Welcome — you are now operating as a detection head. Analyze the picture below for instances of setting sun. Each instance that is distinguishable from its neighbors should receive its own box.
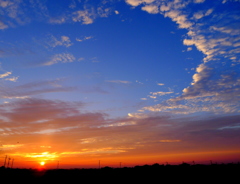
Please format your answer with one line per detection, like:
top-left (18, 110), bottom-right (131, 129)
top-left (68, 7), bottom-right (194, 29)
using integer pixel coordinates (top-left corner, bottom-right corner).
top-left (40, 162), bottom-right (45, 166)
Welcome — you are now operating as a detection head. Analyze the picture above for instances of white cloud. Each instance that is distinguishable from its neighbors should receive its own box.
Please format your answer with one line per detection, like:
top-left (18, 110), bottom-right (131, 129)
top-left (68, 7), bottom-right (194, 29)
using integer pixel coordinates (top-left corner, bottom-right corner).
top-left (44, 53), bottom-right (76, 66)
top-left (126, 0), bottom-right (144, 6)
top-left (106, 80), bottom-right (131, 84)
top-left (210, 25), bottom-right (240, 36)
top-left (48, 35), bottom-right (73, 48)
top-left (85, 36), bottom-right (93, 40)
top-left (3, 96), bottom-right (29, 99)
top-left (218, 124), bottom-right (240, 130)
top-left (157, 83), bottom-right (164, 86)
top-left (0, 71), bottom-right (11, 78)
top-left (61, 36), bottom-right (72, 47)
top-left (160, 4), bottom-right (170, 12)
top-left (193, 11), bottom-right (204, 19)
top-left (149, 95), bottom-right (157, 99)
top-left (187, 47), bottom-right (192, 51)
top-left (72, 9), bottom-right (95, 24)
top-left (194, 0), bottom-right (205, 3)
top-left (142, 5), bottom-right (159, 14)
top-left (150, 91), bottom-right (173, 96)
top-left (165, 10), bottom-right (192, 28)
top-left (125, 0), bottom-right (155, 6)
top-left (143, 103), bottom-right (189, 114)
top-left (115, 10), bottom-right (119, 14)
top-left (5, 76), bottom-right (18, 82)
top-left (76, 36), bottom-right (94, 42)
top-left (205, 9), bottom-right (213, 16)
top-left (189, 63), bottom-right (209, 85)
top-left (128, 113), bottom-right (148, 119)
top-left (76, 38), bottom-right (83, 42)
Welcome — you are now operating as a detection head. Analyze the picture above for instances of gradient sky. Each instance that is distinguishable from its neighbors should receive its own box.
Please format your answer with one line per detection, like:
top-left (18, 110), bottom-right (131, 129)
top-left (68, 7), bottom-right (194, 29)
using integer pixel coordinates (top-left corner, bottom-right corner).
top-left (0, 0), bottom-right (240, 169)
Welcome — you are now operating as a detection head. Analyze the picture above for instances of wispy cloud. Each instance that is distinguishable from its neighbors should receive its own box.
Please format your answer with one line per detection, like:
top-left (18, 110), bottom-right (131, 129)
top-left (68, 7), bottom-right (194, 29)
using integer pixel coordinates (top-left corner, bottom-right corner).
top-left (3, 96), bottom-right (29, 100)
top-left (43, 53), bottom-right (75, 66)
top-left (72, 9), bottom-right (95, 25)
top-left (0, 71), bottom-right (12, 78)
top-left (5, 76), bottom-right (18, 82)
top-left (194, 0), bottom-right (205, 3)
top-left (0, 71), bottom-right (18, 82)
top-left (150, 91), bottom-right (173, 96)
top-left (126, 0), bottom-right (155, 7)
top-left (0, 79), bottom-right (76, 100)
top-left (47, 35), bottom-right (73, 48)
top-left (106, 80), bottom-right (131, 84)
top-left (76, 36), bottom-right (94, 42)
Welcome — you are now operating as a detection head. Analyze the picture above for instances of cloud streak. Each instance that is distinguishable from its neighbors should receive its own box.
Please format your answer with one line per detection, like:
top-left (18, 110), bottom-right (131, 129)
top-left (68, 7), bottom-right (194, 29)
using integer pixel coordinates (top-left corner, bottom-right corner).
top-left (1, 97), bottom-right (239, 161)
top-left (106, 80), bottom-right (131, 84)
top-left (43, 53), bottom-right (76, 66)
top-left (0, 71), bottom-right (11, 78)
top-left (0, 79), bottom-right (76, 100)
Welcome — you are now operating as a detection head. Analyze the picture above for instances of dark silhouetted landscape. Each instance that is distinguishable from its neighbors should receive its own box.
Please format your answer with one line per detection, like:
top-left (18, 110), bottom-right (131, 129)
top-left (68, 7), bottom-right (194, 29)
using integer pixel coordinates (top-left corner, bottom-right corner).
top-left (1, 163), bottom-right (239, 183)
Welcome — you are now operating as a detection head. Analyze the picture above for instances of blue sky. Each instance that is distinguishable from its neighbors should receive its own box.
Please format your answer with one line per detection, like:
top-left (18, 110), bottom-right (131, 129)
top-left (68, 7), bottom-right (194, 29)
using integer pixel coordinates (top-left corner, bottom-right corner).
top-left (0, 0), bottom-right (240, 168)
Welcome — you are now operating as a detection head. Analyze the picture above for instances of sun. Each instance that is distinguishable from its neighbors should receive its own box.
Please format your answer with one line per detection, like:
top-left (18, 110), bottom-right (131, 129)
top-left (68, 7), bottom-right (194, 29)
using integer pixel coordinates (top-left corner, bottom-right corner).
top-left (40, 161), bottom-right (45, 166)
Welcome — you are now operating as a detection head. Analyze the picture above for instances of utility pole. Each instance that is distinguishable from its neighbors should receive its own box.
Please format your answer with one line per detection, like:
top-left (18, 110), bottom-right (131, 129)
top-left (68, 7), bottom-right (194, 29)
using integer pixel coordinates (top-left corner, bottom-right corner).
top-left (119, 162), bottom-right (121, 168)
top-left (98, 160), bottom-right (101, 169)
top-left (3, 155), bottom-right (7, 167)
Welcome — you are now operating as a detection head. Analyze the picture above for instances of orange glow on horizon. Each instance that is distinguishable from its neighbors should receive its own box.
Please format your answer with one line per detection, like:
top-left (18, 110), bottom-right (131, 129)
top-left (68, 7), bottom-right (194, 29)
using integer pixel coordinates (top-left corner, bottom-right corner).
top-left (6, 149), bottom-right (240, 169)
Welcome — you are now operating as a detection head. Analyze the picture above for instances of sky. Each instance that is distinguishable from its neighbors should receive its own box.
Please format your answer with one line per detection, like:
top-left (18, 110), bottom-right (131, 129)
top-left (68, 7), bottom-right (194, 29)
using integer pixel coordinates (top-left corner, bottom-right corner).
top-left (0, 0), bottom-right (240, 169)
